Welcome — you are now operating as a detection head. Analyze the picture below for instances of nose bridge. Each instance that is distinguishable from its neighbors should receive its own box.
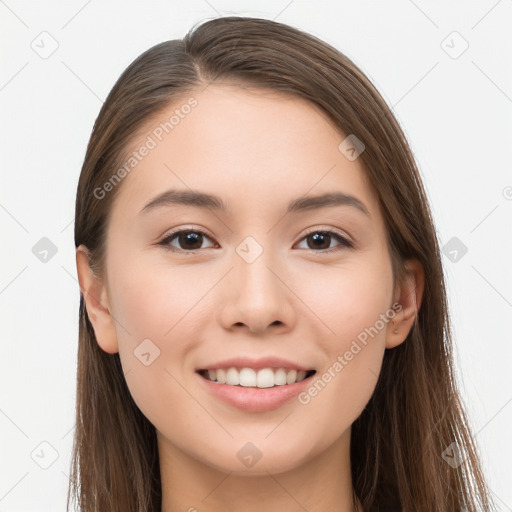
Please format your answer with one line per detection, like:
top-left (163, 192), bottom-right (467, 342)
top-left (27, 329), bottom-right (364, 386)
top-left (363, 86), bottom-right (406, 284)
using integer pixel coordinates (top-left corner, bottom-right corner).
top-left (234, 234), bottom-right (282, 305)
top-left (219, 233), bottom-right (293, 333)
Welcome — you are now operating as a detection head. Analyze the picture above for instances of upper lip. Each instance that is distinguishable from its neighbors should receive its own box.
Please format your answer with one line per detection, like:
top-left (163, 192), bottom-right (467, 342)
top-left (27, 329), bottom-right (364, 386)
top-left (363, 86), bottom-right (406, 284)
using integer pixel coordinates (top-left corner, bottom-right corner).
top-left (196, 356), bottom-right (315, 372)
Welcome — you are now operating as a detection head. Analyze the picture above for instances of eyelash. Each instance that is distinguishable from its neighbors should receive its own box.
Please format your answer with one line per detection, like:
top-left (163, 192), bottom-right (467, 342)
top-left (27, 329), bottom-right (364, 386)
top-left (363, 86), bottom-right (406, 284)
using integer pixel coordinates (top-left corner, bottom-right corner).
top-left (157, 226), bottom-right (354, 254)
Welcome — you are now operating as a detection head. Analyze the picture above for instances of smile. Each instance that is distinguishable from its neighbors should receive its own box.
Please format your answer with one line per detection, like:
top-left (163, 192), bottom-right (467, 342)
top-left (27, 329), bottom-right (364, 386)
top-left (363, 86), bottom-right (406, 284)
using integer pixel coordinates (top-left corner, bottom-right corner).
top-left (197, 367), bottom-right (316, 388)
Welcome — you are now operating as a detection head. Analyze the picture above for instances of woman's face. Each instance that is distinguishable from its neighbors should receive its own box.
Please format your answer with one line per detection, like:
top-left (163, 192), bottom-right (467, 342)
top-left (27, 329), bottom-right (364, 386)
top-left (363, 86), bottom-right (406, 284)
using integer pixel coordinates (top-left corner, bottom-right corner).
top-left (80, 84), bottom-right (415, 476)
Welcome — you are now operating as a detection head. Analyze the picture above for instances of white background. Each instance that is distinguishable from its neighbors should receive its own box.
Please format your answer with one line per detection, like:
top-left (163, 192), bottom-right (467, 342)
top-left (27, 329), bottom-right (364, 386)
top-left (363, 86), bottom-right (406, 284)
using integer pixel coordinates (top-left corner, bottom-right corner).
top-left (0, 1), bottom-right (511, 510)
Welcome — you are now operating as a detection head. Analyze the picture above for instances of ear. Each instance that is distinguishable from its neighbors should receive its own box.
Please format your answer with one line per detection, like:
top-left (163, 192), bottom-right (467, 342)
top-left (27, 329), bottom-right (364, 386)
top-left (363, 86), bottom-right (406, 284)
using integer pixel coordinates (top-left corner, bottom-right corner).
top-left (75, 245), bottom-right (119, 354)
top-left (386, 258), bottom-right (425, 349)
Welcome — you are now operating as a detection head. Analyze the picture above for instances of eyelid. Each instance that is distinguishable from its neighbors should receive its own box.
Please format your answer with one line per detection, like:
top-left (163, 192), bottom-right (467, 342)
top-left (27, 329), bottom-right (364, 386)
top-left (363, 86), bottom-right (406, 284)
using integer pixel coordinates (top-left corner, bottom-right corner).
top-left (299, 225), bottom-right (352, 242)
top-left (159, 224), bottom-right (216, 242)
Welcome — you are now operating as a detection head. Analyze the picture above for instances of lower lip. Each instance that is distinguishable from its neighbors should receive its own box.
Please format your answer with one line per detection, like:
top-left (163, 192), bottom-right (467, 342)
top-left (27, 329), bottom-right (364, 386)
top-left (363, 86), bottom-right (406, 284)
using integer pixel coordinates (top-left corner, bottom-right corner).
top-left (197, 372), bottom-right (314, 412)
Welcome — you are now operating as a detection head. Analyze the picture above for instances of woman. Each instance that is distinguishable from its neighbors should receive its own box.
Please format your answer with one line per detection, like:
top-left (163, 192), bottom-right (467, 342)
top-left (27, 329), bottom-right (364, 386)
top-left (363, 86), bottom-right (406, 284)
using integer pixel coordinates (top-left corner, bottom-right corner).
top-left (68, 16), bottom-right (494, 512)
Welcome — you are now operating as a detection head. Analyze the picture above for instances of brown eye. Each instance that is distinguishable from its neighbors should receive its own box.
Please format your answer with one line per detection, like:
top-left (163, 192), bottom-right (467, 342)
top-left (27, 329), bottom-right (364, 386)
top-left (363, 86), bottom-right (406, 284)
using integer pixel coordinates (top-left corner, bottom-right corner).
top-left (158, 230), bottom-right (216, 252)
top-left (307, 232), bottom-right (331, 250)
top-left (297, 230), bottom-right (353, 253)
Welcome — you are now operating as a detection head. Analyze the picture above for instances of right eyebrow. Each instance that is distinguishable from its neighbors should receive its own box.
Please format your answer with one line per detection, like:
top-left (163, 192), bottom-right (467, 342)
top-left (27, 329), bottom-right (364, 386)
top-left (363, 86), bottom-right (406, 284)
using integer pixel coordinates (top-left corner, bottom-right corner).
top-left (140, 189), bottom-right (229, 215)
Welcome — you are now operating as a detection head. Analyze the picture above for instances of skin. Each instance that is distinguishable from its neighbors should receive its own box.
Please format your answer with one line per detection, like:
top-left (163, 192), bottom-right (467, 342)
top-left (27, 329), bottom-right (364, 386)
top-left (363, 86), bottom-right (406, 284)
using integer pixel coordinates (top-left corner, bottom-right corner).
top-left (76, 83), bottom-right (424, 512)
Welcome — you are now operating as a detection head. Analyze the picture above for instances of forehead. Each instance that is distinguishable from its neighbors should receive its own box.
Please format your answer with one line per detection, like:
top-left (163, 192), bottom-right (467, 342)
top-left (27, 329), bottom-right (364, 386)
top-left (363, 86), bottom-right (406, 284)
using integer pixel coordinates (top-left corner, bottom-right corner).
top-left (109, 84), bottom-right (381, 224)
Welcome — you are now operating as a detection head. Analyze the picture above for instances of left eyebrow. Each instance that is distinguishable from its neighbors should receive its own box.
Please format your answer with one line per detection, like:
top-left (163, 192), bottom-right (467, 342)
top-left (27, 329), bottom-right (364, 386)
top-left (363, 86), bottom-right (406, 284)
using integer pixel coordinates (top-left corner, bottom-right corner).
top-left (139, 189), bottom-right (371, 219)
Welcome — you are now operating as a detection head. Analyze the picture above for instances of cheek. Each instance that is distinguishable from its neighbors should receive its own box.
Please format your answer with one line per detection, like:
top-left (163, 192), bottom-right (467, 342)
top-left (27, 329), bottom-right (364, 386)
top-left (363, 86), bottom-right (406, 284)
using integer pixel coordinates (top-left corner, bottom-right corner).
top-left (294, 256), bottom-right (392, 425)
top-left (298, 254), bottom-right (394, 347)
top-left (108, 256), bottom-right (208, 344)
top-left (106, 275), bottom-right (191, 436)
top-left (105, 255), bottom-right (214, 423)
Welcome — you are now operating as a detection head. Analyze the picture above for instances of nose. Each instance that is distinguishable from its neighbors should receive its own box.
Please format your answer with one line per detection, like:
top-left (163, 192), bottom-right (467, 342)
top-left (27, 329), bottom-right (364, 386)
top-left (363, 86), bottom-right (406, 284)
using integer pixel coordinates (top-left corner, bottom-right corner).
top-left (217, 246), bottom-right (296, 335)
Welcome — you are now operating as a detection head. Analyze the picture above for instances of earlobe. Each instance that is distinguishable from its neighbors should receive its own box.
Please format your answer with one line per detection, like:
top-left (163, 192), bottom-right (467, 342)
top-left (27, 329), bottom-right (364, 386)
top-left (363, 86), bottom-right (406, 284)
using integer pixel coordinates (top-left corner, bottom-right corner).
top-left (386, 258), bottom-right (425, 349)
top-left (75, 245), bottom-right (119, 354)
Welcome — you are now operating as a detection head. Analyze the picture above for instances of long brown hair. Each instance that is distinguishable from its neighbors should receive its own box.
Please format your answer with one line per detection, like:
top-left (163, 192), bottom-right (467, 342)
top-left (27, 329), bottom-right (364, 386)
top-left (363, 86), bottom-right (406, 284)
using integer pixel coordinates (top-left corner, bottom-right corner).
top-left (68, 16), bottom-right (494, 512)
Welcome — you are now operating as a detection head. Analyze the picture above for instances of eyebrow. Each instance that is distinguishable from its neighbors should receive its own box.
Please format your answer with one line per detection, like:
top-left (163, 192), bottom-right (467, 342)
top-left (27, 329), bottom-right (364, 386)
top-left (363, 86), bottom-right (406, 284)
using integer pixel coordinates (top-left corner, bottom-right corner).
top-left (139, 189), bottom-right (371, 218)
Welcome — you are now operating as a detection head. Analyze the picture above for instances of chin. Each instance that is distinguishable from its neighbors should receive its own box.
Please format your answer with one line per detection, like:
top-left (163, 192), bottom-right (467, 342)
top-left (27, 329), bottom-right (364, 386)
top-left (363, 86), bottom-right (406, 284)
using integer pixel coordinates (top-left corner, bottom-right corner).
top-left (196, 437), bottom-right (315, 476)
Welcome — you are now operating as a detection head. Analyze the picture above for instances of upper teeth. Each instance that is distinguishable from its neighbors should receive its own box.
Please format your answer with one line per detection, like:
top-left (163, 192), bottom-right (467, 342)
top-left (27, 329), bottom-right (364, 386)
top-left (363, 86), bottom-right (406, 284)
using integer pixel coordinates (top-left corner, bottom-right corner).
top-left (206, 368), bottom-right (309, 388)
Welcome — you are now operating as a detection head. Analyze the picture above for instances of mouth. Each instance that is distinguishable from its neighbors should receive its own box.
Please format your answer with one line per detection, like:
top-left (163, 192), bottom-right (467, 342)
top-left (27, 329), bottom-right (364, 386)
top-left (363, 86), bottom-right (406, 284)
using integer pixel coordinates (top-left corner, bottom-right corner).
top-left (196, 367), bottom-right (317, 388)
